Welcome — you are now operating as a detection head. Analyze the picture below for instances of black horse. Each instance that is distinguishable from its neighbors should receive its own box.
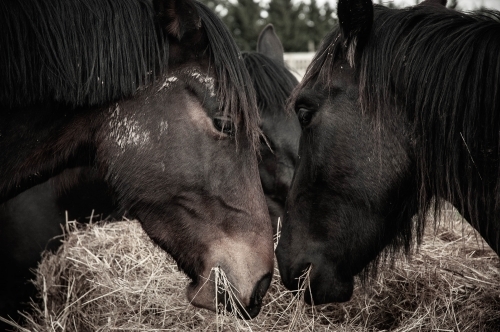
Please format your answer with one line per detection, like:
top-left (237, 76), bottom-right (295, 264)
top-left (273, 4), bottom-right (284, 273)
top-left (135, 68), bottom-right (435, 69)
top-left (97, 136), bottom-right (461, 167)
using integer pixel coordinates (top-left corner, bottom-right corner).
top-left (276, 0), bottom-right (500, 306)
top-left (243, 24), bottom-right (300, 231)
top-left (0, 0), bottom-right (275, 323)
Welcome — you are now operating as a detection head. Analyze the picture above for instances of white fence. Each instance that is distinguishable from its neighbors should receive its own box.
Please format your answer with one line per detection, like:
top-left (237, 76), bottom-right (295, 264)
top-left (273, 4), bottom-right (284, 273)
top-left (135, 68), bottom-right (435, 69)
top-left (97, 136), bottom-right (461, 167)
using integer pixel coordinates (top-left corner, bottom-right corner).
top-left (283, 52), bottom-right (315, 80)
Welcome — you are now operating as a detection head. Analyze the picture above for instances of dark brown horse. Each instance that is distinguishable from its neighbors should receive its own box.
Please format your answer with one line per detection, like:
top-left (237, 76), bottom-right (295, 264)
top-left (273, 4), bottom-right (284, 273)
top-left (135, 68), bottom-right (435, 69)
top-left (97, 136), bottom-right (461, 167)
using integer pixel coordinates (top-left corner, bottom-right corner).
top-left (276, 0), bottom-right (500, 306)
top-left (0, 0), bottom-right (274, 324)
top-left (0, 24), bottom-right (301, 324)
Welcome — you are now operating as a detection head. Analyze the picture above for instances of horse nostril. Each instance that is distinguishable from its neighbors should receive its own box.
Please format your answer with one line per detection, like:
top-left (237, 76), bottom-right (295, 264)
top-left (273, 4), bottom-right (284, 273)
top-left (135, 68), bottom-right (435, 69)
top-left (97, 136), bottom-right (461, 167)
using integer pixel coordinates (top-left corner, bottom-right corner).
top-left (246, 273), bottom-right (272, 317)
top-left (253, 273), bottom-right (272, 303)
top-left (216, 273), bottom-right (272, 320)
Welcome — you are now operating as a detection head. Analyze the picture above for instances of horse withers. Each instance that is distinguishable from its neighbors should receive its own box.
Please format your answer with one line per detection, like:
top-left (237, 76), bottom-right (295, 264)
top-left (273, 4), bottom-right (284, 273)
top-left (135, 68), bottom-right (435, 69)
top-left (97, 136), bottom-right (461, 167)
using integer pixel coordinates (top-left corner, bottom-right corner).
top-left (0, 0), bottom-right (273, 323)
top-left (276, 0), bottom-right (500, 305)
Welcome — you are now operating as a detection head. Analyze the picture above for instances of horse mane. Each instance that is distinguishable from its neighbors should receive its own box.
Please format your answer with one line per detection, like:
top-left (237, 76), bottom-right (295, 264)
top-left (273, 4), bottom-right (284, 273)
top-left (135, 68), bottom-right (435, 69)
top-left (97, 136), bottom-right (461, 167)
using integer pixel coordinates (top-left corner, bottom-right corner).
top-left (197, 3), bottom-right (261, 149)
top-left (242, 52), bottom-right (298, 113)
top-left (0, 0), bottom-right (168, 108)
top-left (0, 0), bottom-right (260, 149)
top-left (297, 4), bottom-right (500, 267)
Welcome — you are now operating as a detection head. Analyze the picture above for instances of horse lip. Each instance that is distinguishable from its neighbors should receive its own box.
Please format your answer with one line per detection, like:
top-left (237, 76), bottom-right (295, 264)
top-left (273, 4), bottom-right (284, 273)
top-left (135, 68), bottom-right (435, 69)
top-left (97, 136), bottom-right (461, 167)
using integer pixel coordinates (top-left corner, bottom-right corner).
top-left (186, 278), bottom-right (217, 312)
top-left (303, 282), bottom-right (354, 305)
top-left (278, 259), bottom-right (312, 292)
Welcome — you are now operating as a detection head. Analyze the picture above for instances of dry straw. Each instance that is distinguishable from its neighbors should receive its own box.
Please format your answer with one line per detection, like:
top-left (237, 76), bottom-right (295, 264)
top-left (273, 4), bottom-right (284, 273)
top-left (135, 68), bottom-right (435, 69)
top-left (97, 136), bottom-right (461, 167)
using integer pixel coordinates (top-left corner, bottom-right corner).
top-left (2, 206), bottom-right (500, 331)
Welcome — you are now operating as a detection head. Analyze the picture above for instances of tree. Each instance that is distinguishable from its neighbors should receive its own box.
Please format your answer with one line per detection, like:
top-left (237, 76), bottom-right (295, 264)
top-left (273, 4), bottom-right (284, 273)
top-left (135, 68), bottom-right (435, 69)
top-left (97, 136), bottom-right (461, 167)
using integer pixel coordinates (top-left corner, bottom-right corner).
top-left (224, 0), bottom-right (264, 51)
top-left (266, 0), bottom-right (308, 52)
top-left (303, 0), bottom-right (336, 51)
top-left (199, 0), bottom-right (338, 52)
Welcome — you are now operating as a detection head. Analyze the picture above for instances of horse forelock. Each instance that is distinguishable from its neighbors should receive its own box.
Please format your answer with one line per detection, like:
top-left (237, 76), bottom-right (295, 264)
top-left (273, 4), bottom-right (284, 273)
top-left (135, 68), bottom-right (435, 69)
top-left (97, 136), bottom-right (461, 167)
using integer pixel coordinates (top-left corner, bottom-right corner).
top-left (0, 0), bottom-right (168, 108)
top-left (242, 52), bottom-right (298, 115)
top-left (286, 30), bottom-right (343, 114)
top-left (298, 4), bottom-right (500, 273)
top-left (195, 2), bottom-right (261, 152)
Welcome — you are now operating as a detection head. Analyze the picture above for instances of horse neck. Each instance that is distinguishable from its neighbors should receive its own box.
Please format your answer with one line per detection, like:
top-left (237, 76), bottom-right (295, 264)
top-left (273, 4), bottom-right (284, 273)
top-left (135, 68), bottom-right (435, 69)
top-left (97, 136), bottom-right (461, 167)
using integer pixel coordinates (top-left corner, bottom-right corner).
top-left (442, 168), bottom-right (500, 255)
top-left (0, 105), bottom-right (102, 203)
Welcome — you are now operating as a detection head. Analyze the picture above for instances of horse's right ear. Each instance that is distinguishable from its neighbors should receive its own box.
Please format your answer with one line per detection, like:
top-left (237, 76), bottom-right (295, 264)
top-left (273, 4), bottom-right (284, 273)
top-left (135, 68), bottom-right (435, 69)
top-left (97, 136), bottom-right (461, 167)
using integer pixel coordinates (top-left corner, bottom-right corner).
top-left (257, 24), bottom-right (285, 65)
top-left (153, 0), bottom-right (201, 40)
top-left (337, 0), bottom-right (373, 66)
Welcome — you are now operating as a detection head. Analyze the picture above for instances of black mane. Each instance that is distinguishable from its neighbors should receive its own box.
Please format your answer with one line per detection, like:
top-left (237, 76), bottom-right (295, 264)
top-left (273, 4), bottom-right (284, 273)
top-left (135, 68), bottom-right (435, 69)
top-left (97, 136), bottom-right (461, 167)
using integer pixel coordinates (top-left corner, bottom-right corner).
top-left (198, 4), bottom-right (261, 147)
top-left (299, 4), bottom-right (500, 258)
top-left (0, 0), bottom-right (167, 108)
top-left (242, 52), bottom-right (298, 113)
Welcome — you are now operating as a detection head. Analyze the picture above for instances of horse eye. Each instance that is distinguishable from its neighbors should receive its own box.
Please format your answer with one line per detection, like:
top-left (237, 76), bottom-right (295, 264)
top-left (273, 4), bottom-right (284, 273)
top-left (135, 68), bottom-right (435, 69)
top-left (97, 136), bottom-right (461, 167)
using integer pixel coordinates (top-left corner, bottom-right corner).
top-left (297, 108), bottom-right (314, 127)
top-left (213, 116), bottom-right (234, 135)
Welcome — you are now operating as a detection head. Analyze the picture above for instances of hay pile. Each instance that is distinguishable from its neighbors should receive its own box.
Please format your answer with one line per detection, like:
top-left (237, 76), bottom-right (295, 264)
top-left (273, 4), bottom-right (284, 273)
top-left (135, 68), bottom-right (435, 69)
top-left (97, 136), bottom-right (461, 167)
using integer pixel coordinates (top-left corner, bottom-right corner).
top-left (4, 208), bottom-right (500, 331)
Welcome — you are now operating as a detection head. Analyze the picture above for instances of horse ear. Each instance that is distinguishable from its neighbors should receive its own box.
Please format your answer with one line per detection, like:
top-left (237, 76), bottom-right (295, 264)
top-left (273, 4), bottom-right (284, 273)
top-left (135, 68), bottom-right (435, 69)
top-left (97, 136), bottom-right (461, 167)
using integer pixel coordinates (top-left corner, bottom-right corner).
top-left (337, 0), bottom-right (373, 66)
top-left (420, 0), bottom-right (447, 6)
top-left (257, 24), bottom-right (285, 65)
top-left (153, 0), bottom-right (201, 40)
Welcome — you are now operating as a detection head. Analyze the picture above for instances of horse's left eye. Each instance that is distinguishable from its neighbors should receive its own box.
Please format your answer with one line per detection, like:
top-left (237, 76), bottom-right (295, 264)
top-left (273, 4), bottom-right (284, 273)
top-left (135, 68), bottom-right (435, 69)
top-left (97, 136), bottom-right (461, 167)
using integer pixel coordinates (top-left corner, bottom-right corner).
top-left (213, 116), bottom-right (234, 135)
top-left (297, 108), bottom-right (314, 127)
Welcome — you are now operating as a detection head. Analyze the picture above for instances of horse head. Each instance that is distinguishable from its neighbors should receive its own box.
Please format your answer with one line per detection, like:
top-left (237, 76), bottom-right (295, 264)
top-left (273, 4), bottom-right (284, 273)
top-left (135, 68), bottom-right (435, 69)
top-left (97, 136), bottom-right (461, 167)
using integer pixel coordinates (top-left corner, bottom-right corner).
top-left (0, 0), bottom-right (274, 318)
top-left (276, 0), bottom-right (457, 305)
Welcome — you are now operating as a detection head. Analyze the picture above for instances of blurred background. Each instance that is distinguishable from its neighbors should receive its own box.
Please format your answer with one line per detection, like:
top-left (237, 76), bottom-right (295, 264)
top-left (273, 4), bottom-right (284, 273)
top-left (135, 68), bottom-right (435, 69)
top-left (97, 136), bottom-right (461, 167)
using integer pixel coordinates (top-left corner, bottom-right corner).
top-left (200, 0), bottom-right (500, 77)
top-left (201, 0), bottom-right (500, 52)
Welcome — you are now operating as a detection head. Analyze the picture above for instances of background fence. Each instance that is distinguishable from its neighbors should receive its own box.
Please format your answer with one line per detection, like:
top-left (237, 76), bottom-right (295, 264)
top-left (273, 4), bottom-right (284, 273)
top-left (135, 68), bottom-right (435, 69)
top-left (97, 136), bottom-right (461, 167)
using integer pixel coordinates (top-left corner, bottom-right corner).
top-left (283, 52), bottom-right (315, 80)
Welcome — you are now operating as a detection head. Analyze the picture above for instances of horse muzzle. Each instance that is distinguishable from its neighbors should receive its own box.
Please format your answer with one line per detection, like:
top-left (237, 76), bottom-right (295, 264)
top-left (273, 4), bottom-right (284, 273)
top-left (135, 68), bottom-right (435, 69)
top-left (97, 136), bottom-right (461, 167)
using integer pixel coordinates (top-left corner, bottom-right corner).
top-left (276, 243), bottom-right (354, 305)
top-left (186, 236), bottom-right (274, 318)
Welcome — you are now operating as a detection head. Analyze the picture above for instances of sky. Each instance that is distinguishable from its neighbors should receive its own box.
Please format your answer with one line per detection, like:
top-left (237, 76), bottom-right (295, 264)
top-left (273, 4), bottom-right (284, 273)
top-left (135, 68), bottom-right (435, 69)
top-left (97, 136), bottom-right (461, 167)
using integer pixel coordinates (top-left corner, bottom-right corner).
top-left (254, 0), bottom-right (500, 11)
top-left (319, 0), bottom-right (500, 10)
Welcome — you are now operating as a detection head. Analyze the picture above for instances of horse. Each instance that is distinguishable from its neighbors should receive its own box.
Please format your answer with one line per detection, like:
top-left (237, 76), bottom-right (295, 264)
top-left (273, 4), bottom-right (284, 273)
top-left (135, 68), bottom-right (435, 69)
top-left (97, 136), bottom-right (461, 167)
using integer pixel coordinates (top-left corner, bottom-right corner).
top-left (0, 0), bottom-right (275, 323)
top-left (0, 19), bottom-right (299, 324)
top-left (243, 24), bottom-right (301, 231)
top-left (275, 0), bottom-right (500, 306)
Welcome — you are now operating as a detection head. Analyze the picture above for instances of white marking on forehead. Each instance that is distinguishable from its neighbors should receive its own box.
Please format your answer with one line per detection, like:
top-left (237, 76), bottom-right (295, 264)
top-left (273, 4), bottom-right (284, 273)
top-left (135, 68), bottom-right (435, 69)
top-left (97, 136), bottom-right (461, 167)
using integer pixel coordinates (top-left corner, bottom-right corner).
top-left (110, 103), bottom-right (120, 118)
top-left (159, 120), bottom-right (168, 136)
top-left (108, 103), bottom-right (151, 153)
top-left (157, 76), bottom-right (178, 91)
top-left (190, 70), bottom-right (216, 97)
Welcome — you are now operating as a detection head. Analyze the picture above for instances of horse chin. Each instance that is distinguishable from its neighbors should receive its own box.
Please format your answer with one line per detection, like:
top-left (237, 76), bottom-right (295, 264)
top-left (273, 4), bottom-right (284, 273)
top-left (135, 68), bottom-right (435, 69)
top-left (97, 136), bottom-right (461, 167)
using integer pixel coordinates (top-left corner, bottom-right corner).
top-left (303, 278), bottom-right (354, 305)
top-left (277, 251), bottom-right (355, 305)
top-left (292, 262), bottom-right (355, 305)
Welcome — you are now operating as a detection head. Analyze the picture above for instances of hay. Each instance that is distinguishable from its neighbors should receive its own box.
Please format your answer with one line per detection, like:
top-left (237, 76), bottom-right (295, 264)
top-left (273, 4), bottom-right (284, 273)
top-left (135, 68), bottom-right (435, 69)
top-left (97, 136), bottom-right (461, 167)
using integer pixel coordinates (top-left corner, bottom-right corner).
top-left (3, 207), bottom-right (500, 331)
